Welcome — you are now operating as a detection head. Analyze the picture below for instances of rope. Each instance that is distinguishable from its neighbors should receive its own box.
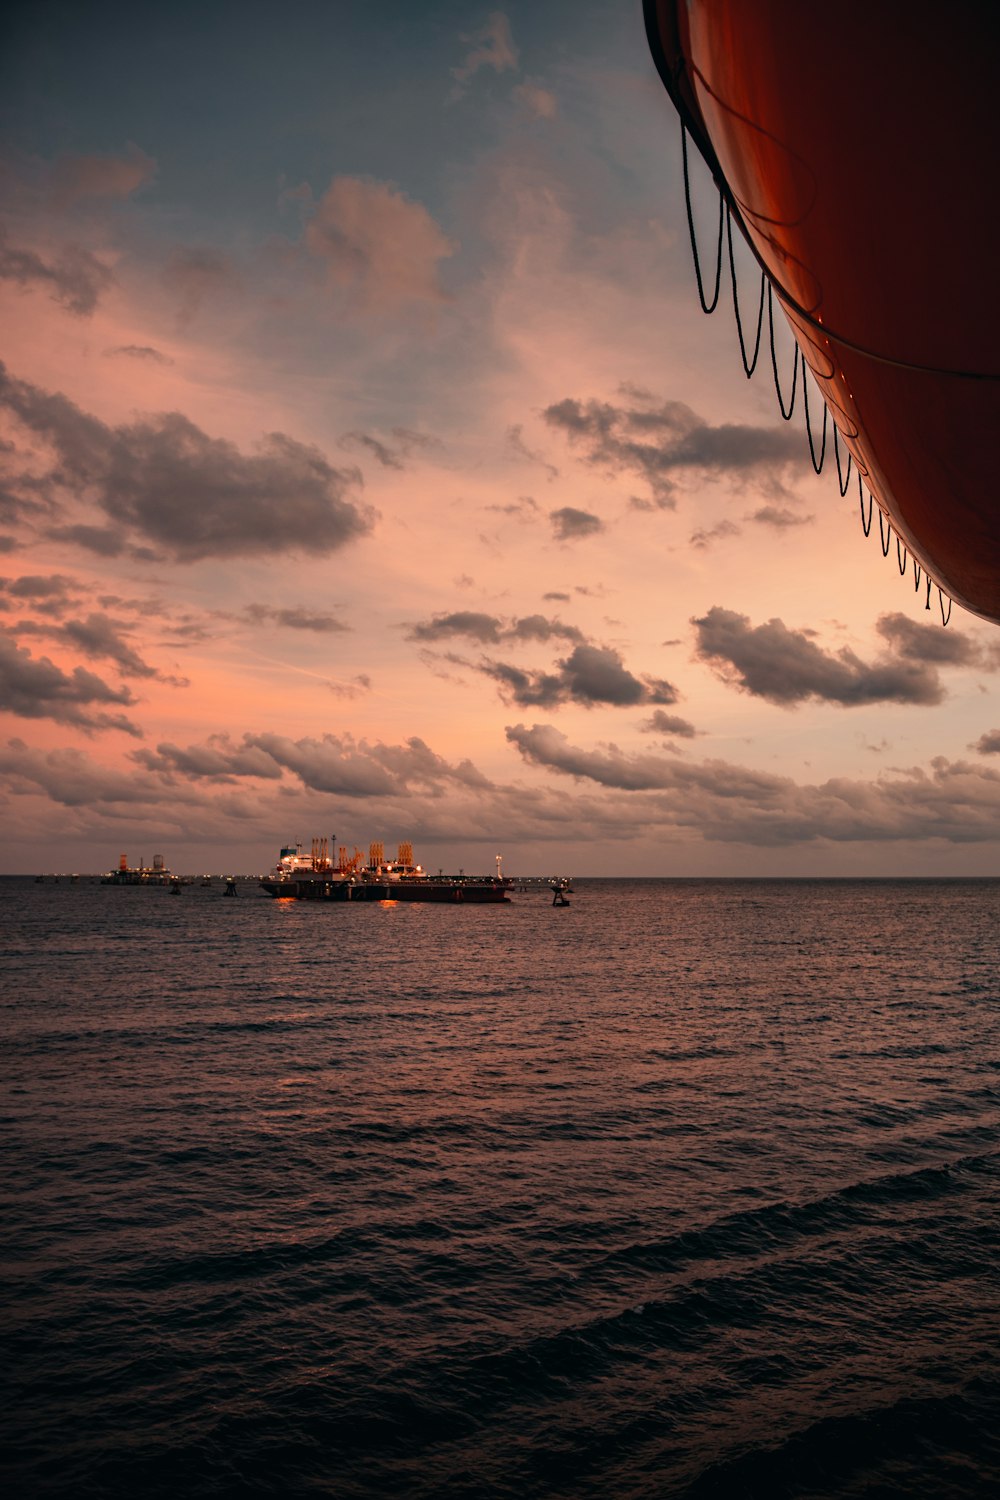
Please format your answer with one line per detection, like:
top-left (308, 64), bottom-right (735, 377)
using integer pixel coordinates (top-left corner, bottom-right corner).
top-left (726, 205), bottom-right (765, 376)
top-left (878, 507), bottom-right (892, 557)
top-left (896, 537), bottom-right (908, 575)
top-left (681, 124), bottom-right (723, 314)
top-left (768, 282), bottom-right (799, 419)
top-left (913, 556), bottom-right (922, 591)
top-left (802, 368), bottom-right (828, 473)
top-left (833, 425), bottom-right (853, 496)
top-left (925, 574), bottom-right (933, 610)
top-left (939, 589), bottom-right (953, 626)
top-left (859, 479), bottom-right (873, 537)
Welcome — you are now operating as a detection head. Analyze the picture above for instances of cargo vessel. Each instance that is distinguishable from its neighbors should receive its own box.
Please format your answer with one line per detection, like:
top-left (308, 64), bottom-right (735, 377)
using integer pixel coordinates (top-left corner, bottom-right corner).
top-left (259, 839), bottom-right (510, 904)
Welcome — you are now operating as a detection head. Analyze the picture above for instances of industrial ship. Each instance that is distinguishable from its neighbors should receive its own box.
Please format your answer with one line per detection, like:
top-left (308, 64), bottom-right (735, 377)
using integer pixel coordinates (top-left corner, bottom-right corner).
top-left (260, 839), bottom-right (510, 904)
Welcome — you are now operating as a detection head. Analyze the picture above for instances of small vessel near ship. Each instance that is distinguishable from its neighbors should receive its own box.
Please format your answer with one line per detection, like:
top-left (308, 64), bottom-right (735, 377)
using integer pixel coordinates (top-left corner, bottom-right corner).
top-left (100, 853), bottom-right (187, 887)
top-left (260, 838), bottom-right (511, 904)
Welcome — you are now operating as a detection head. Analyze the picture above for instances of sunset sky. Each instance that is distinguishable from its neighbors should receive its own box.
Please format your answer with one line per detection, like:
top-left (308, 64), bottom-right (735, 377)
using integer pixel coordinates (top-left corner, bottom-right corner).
top-left (3, 0), bottom-right (1000, 877)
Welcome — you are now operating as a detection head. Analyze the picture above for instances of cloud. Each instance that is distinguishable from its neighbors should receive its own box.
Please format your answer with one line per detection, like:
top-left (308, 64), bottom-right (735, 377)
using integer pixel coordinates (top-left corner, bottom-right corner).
top-left (246, 731), bottom-right (492, 798)
top-left (452, 12), bottom-right (518, 88)
top-left (750, 505), bottom-right (813, 529)
top-left (0, 633), bottom-right (140, 734)
top-left (514, 81), bottom-right (557, 119)
top-left (103, 345), bottom-right (174, 366)
top-left (340, 427), bottom-right (439, 470)
top-left (243, 604), bottom-right (349, 633)
top-left (507, 423), bottom-right (558, 480)
top-left (49, 143), bottom-right (156, 204)
top-left (641, 710), bottom-right (698, 739)
top-left (483, 642), bottom-right (679, 709)
top-left (132, 734), bottom-right (285, 783)
top-left (505, 723), bottom-right (1000, 847)
top-left (0, 362), bottom-right (373, 562)
top-left (544, 392), bottom-right (803, 508)
top-left (974, 731), bottom-right (1000, 755)
top-left (551, 506), bottom-right (603, 541)
top-left (692, 607), bottom-right (948, 707)
top-left (47, 524), bottom-right (127, 557)
top-left (163, 247), bottom-right (238, 324)
top-left (0, 229), bottom-right (112, 315)
top-left (304, 176), bottom-right (455, 310)
top-left (690, 519), bottom-right (740, 550)
top-left (12, 612), bottom-right (185, 684)
top-left (2, 573), bottom-right (76, 602)
top-left (407, 610), bottom-right (583, 647)
top-left (874, 611), bottom-right (986, 669)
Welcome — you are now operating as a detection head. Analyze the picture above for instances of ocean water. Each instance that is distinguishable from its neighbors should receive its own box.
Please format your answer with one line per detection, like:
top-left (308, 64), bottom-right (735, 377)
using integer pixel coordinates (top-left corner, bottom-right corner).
top-left (2, 875), bottom-right (999, 1498)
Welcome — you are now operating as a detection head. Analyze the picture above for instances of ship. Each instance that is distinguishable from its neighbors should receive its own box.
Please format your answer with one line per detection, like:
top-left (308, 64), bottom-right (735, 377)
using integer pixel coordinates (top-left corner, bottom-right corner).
top-left (101, 853), bottom-right (177, 886)
top-left (260, 838), bottom-right (511, 904)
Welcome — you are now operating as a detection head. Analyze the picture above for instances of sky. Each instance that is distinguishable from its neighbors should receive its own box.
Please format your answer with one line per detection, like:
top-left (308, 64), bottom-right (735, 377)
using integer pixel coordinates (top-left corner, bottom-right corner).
top-left (2, 0), bottom-right (1000, 878)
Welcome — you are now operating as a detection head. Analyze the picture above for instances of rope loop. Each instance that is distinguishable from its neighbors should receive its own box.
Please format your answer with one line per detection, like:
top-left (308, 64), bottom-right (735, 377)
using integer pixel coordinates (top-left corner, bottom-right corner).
top-left (682, 124), bottom-right (723, 315)
top-left (833, 424), bottom-right (853, 496)
top-left (859, 478), bottom-right (873, 537)
top-left (938, 588), bottom-right (953, 626)
top-left (802, 369), bottom-right (828, 473)
top-left (913, 556), bottom-right (922, 590)
top-left (925, 574), bottom-right (933, 610)
top-left (726, 206), bottom-right (765, 377)
top-left (896, 536), bottom-right (908, 575)
top-left (767, 282), bottom-right (799, 418)
top-left (878, 507), bottom-right (892, 557)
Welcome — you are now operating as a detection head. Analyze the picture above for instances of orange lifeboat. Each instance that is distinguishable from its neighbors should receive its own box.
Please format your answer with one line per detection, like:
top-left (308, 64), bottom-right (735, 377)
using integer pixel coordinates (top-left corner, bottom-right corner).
top-left (644, 0), bottom-right (1000, 622)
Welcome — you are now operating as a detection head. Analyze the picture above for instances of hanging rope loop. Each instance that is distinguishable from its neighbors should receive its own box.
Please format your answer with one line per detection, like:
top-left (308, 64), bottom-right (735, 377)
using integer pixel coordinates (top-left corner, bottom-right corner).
top-left (859, 478), bottom-right (873, 536)
top-left (896, 537), bottom-right (908, 575)
top-left (681, 124), bottom-right (723, 315)
top-left (938, 588), bottom-right (953, 626)
top-left (878, 507), bottom-right (892, 557)
top-left (767, 282), bottom-right (799, 418)
top-left (726, 206), bottom-right (765, 377)
top-left (802, 369), bottom-right (828, 473)
top-left (833, 425), bottom-right (853, 496)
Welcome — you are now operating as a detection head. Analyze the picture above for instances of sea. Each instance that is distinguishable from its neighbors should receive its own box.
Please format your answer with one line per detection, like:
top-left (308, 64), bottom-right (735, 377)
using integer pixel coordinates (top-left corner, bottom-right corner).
top-left (2, 875), bottom-right (999, 1498)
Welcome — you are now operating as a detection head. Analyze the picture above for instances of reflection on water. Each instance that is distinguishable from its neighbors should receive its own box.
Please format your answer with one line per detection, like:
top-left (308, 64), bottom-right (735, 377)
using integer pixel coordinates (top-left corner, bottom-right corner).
top-left (2, 877), bottom-right (999, 1497)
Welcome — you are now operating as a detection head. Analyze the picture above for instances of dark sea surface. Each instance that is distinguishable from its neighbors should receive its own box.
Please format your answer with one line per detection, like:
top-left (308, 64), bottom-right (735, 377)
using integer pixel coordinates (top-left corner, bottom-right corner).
top-left (2, 875), bottom-right (999, 1498)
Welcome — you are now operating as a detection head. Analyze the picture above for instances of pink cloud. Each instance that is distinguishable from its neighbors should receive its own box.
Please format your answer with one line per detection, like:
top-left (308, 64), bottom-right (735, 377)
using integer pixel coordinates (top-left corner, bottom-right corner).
top-left (304, 176), bottom-right (455, 310)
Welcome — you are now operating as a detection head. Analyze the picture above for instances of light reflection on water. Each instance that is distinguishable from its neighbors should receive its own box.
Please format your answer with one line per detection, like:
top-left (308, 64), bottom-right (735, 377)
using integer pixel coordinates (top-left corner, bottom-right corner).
top-left (2, 876), bottom-right (999, 1498)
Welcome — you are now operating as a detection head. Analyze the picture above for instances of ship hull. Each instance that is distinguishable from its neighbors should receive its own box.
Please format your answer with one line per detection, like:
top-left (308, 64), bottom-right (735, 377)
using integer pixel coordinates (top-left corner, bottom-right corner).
top-left (260, 876), bottom-right (509, 903)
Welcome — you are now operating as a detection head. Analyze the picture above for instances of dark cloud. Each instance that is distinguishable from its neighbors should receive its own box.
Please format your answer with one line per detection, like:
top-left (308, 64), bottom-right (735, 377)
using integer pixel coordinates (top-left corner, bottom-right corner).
top-left (59, 613), bottom-right (186, 683)
top-left (327, 674), bottom-right (372, 699)
top-left (0, 633), bottom-right (140, 734)
top-left (874, 611), bottom-right (985, 668)
top-left (544, 392), bottom-right (803, 508)
top-left (409, 610), bottom-right (504, 645)
top-left (0, 535), bottom-right (18, 553)
top-left (0, 229), bottom-right (113, 315)
top-left (408, 610), bottom-right (583, 647)
top-left (243, 604), bottom-right (349, 633)
top-left (47, 524), bottom-right (127, 557)
top-left (245, 731), bottom-right (492, 797)
top-left (641, 710), bottom-right (698, 739)
top-left (693, 607), bottom-right (947, 707)
top-left (2, 573), bottom-right (76, 601)
top-left (340, 427), bottom-right (438, 470)
top-left (543, 591), bottom-right (571, 602)
top-left (505, 723), bottom-right (1000, 847)
top-left (132, 735), bottom-right (284, 783)
top-left (690, 519), bottom-right (741, 550)
top-left (103, 345), bottom-right (174, 366)
top-left (550, 506), bottom-right (603, 541)
top-left (483, 642), bottom-right (678, 710)
top-left (750, 505), bottom-right (813, 529)
top-left (974, 731), bottom-right (1000, 755)
top-left (0, 362), bottom-right (373, 562)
